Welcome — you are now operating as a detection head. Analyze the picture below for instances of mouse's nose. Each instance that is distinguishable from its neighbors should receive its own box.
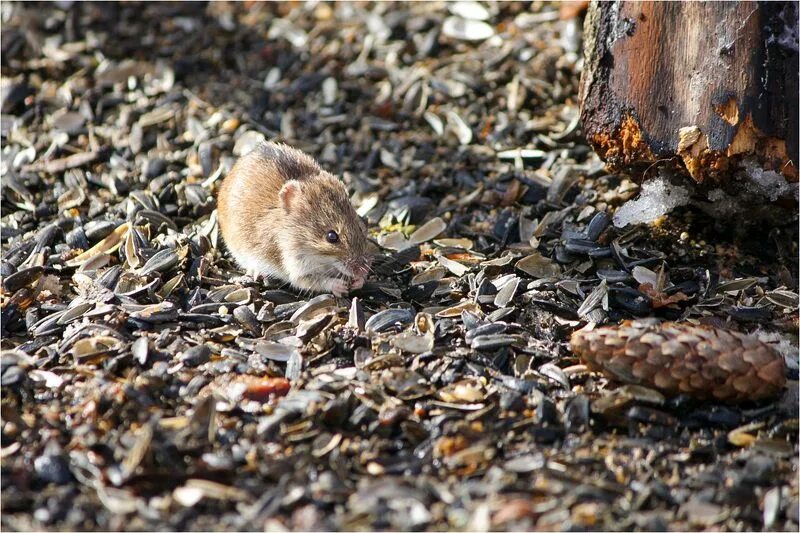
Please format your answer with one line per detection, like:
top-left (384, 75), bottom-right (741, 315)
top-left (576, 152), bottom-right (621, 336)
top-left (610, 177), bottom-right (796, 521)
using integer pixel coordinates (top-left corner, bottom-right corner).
top-left (349, 258), bottom-right (370, 280)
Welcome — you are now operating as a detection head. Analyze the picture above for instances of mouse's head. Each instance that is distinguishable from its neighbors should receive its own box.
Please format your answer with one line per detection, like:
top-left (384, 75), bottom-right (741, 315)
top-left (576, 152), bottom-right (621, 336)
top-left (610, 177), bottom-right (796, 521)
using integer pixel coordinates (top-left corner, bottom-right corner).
top-left (279, 173), bottom-right (372, 291)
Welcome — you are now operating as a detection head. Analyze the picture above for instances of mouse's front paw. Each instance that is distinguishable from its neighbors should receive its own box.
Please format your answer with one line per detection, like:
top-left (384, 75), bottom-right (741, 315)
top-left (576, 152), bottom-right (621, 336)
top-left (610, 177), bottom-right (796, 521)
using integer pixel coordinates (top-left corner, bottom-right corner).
top-left (325, 277), bottom-right (351, 297)
top-left (349, 276), bottom-right (365, 291)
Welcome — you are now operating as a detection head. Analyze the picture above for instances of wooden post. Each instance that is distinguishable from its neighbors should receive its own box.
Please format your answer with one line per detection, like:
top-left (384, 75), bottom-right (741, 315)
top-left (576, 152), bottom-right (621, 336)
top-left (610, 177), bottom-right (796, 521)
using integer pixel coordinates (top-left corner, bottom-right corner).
top-left (579, 1), bottom-right (798, 186)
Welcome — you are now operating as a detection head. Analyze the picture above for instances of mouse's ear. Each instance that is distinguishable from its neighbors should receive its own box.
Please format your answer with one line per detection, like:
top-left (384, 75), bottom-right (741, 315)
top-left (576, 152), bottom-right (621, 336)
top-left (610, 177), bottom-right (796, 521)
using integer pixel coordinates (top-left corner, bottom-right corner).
top-left (279, 180), bottom-right (302, 212)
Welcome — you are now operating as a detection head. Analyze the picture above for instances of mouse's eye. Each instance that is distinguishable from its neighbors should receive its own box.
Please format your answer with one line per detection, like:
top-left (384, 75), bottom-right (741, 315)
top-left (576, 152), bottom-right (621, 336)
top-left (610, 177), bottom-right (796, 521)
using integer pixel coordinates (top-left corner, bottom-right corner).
top-left (325, 230), bottom-right (340, 244)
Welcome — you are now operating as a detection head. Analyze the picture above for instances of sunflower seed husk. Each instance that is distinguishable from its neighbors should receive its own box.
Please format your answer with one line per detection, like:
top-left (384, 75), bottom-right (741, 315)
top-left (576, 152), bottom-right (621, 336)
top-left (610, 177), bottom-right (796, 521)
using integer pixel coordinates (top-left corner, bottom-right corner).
top-left (366, 308), bottom-right (415, 333)
top-left (408, 217), bottom-right (447, 245)
top-left (516, 253), bottom-right (562, 278)
top-left (442, 16), bottom-right (494, 41)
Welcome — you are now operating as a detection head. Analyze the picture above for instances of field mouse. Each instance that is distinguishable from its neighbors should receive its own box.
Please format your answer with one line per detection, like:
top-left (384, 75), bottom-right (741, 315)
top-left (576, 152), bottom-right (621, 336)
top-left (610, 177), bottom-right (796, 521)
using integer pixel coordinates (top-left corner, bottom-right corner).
top-left (217, 142), bottom-right (372, 296)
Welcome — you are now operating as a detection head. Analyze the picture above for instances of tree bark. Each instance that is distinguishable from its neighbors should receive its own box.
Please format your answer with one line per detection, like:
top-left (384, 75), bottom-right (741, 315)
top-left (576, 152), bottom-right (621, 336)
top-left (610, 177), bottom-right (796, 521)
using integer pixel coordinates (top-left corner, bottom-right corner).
top-left (579, 1), bottom-right (798, 186)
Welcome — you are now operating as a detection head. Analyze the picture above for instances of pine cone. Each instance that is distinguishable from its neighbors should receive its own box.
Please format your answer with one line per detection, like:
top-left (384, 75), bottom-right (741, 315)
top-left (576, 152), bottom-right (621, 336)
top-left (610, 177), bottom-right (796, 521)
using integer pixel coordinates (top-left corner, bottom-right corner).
top-left (570, 321), bottom-right (787, 402)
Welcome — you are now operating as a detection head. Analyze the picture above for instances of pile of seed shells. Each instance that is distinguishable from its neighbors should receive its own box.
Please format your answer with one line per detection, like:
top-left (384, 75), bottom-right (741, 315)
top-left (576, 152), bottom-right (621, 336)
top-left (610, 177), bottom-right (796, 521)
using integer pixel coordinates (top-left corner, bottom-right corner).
top-left (2, 2), bottom-right (798, 531)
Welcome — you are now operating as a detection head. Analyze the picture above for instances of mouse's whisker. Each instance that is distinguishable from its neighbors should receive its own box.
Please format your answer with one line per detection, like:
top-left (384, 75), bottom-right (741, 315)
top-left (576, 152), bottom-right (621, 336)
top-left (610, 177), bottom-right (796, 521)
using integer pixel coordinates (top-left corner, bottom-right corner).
top-left (332, 263), bottom-right (355, 280)
top-left (315, 267), bottom-right (351, 288)
top-left (317, 266), bottom-right (340, 278)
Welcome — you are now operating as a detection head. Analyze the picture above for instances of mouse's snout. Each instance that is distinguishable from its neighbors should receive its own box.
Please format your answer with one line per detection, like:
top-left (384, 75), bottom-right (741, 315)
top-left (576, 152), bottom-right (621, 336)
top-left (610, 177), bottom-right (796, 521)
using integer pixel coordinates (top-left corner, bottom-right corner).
top-left (351, 257), bottom-right (371, 277)
top-left (347, 256), bottom-right (371, 289)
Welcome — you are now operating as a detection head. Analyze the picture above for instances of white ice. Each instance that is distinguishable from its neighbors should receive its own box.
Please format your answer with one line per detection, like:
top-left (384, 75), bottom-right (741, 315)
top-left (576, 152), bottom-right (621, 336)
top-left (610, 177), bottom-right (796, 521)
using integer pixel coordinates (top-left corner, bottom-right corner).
top-left (612, 171), bottom-right (691, 228)
top-left (740, 158), bottom-right (797, 202)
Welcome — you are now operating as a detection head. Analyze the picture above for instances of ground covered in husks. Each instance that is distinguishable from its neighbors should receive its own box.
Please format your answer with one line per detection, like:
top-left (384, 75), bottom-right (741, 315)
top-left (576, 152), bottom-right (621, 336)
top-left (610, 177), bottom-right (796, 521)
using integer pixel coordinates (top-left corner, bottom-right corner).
top-left (2, 3), bottom-right (798, 531)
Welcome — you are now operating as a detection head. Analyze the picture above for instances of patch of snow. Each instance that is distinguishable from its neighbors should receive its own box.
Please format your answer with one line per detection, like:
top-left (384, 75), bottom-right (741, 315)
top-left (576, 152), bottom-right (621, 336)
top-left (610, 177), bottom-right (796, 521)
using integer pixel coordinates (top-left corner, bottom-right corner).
top-left (740, 158), bottom-right (797, 202)
top-left (612, 171), bottom-right (692, 228)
